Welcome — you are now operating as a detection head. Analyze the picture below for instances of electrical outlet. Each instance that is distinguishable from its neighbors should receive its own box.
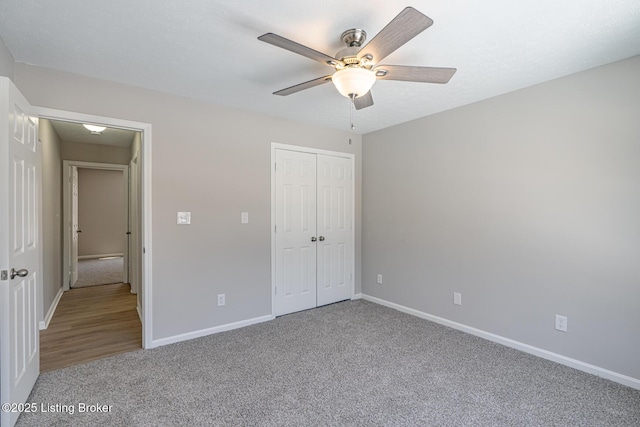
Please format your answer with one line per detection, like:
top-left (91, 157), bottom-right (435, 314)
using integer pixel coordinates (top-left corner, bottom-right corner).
top-left (241, 212), bottom-right (249, 224)
top-left (217, 294), bottom-right (225, 307)
top-left (377, 274), bottom-right (383, 284)
top-left (555, 315), bottom-right (567, 332)
top-left (453, 292), bottom-right (462, 305)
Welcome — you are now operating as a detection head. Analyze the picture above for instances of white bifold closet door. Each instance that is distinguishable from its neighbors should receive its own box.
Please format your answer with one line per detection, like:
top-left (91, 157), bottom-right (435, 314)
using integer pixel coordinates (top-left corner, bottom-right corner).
top-left (274, 149), bottom-right (353, 317)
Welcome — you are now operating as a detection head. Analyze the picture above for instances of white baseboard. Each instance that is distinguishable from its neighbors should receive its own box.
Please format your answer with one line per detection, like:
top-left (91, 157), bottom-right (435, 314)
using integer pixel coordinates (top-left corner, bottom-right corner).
top-left (149, 314), bottom-right (275, 349)
top-left (78, 253), bottom-right (123, 260)
top-left (39, 287), bottom-right (64, 330)
top-left (361, 294), bottom-right (640, 391)
top-left (352, 293), bottom-right (363, 300)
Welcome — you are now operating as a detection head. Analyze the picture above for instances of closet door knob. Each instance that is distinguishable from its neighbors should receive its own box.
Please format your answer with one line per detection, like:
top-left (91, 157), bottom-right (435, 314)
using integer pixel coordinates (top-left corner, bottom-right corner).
top-left (318, 236), bottom-right (325, 241)
top-left (10, 268), bottom-right (29, 279)
top-left (311, 237), bottom-right (317, 242)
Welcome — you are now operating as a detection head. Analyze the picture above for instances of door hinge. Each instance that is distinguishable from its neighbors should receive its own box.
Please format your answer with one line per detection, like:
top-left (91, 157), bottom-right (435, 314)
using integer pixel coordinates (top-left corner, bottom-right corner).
top-left (274, 163), bottom-right (277, 171)
top-left (1, 270), bottom-right (7, 281)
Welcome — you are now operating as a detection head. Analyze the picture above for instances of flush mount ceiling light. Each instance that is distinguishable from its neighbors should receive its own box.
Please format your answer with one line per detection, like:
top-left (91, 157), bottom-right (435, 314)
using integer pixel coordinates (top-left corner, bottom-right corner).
top-left (83, 124), bottom-right (106, 134)
top-left (331, 67), bottom-right (377, 99)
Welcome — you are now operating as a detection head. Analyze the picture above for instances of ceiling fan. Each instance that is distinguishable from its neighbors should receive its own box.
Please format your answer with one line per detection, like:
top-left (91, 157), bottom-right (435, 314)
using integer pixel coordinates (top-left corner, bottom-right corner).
top-left (258, 7), bottom-right (456, 110)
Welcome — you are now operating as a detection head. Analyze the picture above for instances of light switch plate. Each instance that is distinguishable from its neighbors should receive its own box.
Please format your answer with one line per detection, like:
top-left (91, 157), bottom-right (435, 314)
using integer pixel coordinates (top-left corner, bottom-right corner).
top-left (241, 212), bottom-right (249, 224)
top-left (453, 292), bottom-right (462, 305)
top-left (177, 212), bottom-right (191, 225)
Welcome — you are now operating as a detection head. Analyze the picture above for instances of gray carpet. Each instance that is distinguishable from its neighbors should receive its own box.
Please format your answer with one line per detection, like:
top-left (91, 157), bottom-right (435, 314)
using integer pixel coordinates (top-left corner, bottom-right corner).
top-left (72, 257), bottom-right (123, 288)
top-left (17, 300), bottom-right (640, 426)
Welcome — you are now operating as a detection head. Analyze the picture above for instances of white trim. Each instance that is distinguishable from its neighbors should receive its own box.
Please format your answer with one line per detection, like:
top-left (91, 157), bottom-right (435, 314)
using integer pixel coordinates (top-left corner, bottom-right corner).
top-left (136, 304), bottom-right (142, 322)
top-left (78, 253), bottom-right (124, 260)
top-left (270, 143), bottom-right (356, 317)
top-left (39, 287), bottom-right (64, 330)
top-left (271, 142), bottom-right (355, 159)
top-left (36, 107), bottom-right (153, 350)
top-left (149, 315), bottom-right (274, 348)
top-left (361, 294), bottom-right (640, 391)
top-left (352, 293), bottom-right (363, 300)
top-left (142, 126), bottom-right (152, 349)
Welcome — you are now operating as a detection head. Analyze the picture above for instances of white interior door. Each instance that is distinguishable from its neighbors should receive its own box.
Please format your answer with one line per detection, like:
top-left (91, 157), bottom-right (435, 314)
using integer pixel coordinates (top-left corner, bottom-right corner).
top-left (316, 154), bottom-right (353, 306)
top-left (274, 149), bottom-right (317, 316)
top-left (0, 77), bottom-right (40, 427)
top-left (273, 147), bottom-right (354, 317)
top-left (70, 166), bottom-right (79, 286)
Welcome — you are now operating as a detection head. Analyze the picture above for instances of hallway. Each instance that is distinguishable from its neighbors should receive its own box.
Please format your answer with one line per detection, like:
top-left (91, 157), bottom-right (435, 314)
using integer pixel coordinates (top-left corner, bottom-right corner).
top-left (40, 283), bottom-right (141, 372)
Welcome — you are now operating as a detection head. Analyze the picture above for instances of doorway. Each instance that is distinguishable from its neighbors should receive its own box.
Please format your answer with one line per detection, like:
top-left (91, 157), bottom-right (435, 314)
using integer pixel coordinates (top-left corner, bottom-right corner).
top-left (39, 118), bottom-right (144, 370)
top-left (63, 162), bottom-right (130, 291)
top-left (271, 143), bottom-right (355, 317)
top-left (36, 107), bottom-right (152, 349)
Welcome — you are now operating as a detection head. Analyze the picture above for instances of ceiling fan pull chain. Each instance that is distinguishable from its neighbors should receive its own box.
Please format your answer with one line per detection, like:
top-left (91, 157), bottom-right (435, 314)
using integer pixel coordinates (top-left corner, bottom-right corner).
top-left (350, 94), bottom-right (355, 130)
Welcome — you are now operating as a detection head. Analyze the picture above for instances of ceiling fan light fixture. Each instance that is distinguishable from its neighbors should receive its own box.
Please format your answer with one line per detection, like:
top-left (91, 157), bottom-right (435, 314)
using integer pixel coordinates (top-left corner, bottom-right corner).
top-left (82, 124), bottom-right (106, 134)
top-left (332, 67), bottom-right (376, 98)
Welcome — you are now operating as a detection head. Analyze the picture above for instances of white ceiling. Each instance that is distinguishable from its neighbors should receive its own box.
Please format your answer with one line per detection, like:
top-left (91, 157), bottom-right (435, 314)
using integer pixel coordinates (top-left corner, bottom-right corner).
top-left (49, 120), bottom-right (136, 148)
top-left (1, 0), bottom-right (639, 134)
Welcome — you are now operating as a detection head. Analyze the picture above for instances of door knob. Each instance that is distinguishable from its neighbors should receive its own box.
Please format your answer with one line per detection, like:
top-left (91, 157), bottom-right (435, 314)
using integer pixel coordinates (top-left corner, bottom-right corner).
top-left (77, 230), bottom-right (82, 233)
top-left (311, 237), bottom-right (317, 242)
top-left (318, 236), bottom-right (325, 241)
top-left (10, 268), bottom-right (29, 279)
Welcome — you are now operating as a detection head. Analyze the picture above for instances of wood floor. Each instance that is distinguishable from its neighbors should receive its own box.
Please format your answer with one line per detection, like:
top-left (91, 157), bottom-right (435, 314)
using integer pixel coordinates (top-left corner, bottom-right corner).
top-left (40, 283), bottom-right (142, 372)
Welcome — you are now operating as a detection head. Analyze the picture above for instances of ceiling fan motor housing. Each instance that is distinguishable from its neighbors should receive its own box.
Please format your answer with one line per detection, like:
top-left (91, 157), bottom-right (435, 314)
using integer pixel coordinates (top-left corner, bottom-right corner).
top-left (337, 29), bottom-right (369, 67)
top-left (341, 29), bottom-right (367, 47)
top-left (335, 47), bottom-right (361, 65)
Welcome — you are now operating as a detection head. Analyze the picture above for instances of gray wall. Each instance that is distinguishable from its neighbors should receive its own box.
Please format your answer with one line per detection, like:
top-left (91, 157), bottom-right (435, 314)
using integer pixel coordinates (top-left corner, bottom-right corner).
top-left (62, 140), bottom-right (131, 165)
top-left (77, 168), bottom-right (125, 257)
top-left (362, 56), bottom-right (640, 379)
top-left (0, 35), bottom-right (14, 80)
top-left (39, 118), bottom-right (63, 321)
top-left (15, 63), bottom-right (362, 341)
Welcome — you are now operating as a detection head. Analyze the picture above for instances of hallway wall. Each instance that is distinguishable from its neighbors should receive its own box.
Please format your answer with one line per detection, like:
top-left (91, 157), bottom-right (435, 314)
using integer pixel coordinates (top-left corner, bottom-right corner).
top-left (40, 118), bottom-right (63, 321)
top-left (77, 168), bottom-right (126, 258)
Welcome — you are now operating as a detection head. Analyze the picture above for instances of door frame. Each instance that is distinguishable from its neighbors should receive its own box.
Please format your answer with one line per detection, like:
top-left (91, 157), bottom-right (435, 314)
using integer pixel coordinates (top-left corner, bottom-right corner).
top-left (270, 142), bottom-right (355, 317)
top-left (36, 107), bottom-right (153, 349)
top-left (62, 161), bottom-right (129, 291)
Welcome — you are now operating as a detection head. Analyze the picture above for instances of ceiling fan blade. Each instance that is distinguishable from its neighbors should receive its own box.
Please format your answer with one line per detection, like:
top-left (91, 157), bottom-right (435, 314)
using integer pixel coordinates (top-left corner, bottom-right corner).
top-left (273, 75), bottom-right (333, 96)
top-left (258, 33), bottom-right (344, 67)
top-left (357, 7), bottom-right (433, 63)
top-left (373, 65), bottom-right (457, 83)
top-left (354, 91), bottom-right (374, 110)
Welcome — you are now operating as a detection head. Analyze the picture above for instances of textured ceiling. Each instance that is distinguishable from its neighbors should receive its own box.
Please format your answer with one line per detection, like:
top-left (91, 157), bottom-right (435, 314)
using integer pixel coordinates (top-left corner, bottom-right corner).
top-left (1, 0), bottom-right (639, 134)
